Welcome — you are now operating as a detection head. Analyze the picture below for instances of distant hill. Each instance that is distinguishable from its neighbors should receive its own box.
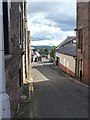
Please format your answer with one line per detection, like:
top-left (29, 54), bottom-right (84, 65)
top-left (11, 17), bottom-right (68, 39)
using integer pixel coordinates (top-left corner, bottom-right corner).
top-left (31, 45), bottom-right (54, 50)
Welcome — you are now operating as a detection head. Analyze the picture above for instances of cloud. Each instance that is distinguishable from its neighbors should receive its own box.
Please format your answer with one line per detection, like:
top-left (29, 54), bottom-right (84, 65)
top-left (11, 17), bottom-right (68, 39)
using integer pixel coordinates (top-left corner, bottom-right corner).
top-left (27, 1), bottom-right (76, 46)
top-left (31, 40), bottom-right (61, 46)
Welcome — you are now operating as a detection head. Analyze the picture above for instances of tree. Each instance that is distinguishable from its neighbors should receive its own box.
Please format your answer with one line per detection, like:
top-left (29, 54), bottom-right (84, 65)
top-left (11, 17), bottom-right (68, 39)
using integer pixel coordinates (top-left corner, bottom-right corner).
top-left (50, 46), bottom-right (56, 59)
top-left (39, 48), bottom-right (44, 54)
top-left (39, 48), bottom-right (49, 56)
top-left (44, 48), bottom-right (48, 55)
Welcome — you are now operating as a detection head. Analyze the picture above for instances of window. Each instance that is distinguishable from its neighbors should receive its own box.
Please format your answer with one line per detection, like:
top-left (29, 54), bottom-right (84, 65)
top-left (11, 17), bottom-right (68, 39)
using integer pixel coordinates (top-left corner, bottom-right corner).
top-left (19, 4), bottom-right (22, 48)
top-left (67, 62), bottom-right (69, 67)
top-left (3, 2), bottom-right (9, 55)
top-left (19, 68), bottom-right (22, 87)
top-left (78, 29), bottom-right (83, 52)
top-left (78, 60), bottom-right (80, 77)
top-left (3, 2), bottom-right (11, 55)
top-left (64, 58), bottom-right (66, 66)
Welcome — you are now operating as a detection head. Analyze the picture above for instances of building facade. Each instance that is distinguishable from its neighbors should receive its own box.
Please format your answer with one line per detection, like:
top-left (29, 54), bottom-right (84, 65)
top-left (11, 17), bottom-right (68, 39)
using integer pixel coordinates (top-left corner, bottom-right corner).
top-left (3, 2), bottom-right (23, 117)
top-left (55, 36), bottom-right (76, 77)
top-left (76, 1), bottom-right (90, 85)
top-left (22, 1), bottom-right (30, 84)
top-left (56, 53), bottom-right (76, 77)
top-left (2, 1), bottom-right (31, 117)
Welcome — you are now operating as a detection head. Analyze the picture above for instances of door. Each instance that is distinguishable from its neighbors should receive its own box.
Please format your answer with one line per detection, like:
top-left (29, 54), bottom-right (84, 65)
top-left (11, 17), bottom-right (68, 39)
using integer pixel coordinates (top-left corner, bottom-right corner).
top-left (56, 57), bottom-right (59, 66)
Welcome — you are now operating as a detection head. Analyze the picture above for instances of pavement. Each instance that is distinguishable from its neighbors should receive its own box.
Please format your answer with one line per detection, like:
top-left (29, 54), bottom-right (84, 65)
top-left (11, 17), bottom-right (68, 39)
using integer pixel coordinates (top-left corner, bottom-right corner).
top-left (16, 84), bottom-right (31, 118)
top-left (16, 65), bottom-right (34, 118)
top-left (16, 60), bottom-right (89, 118)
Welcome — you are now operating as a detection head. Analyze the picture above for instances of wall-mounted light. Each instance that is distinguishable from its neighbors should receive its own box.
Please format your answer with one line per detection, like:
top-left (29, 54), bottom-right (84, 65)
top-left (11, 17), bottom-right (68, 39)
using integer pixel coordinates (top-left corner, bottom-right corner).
top-left (74, 28), bottom-right (81, 31)
top-left (74, 28), bottom-right (77, 31)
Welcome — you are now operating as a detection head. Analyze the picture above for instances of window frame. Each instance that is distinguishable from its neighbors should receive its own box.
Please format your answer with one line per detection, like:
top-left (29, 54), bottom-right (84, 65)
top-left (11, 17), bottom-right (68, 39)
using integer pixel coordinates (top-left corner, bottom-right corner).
top-left (3, 1), bottom-right (11, 55)
top-left (78, 29), bottom-right (83, 53)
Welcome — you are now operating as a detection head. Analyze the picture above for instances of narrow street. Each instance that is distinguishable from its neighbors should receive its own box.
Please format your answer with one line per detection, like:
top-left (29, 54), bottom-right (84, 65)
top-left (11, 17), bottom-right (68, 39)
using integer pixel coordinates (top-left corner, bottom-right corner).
top-left (1, 1), bottom-right (90, 119)
top-left (31, 60), bottom-right (88, 118)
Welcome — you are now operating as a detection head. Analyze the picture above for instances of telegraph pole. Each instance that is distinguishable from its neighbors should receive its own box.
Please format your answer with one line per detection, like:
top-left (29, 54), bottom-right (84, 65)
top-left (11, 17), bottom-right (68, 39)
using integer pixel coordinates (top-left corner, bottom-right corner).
top-left (0, 0), bottom-right (11, 119)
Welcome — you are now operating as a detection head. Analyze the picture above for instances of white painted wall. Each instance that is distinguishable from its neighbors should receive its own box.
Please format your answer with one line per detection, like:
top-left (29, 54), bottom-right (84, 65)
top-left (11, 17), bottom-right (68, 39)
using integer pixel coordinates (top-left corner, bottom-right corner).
top-left (56, 52), bottom-right (75, 73)
top-left (56, 52), bottom-right (60, 58)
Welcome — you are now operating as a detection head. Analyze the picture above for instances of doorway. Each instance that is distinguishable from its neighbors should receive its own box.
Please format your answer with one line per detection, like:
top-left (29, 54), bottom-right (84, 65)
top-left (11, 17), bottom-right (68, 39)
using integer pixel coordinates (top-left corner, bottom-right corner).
top-left (56, 57), bottom-right (59, 66)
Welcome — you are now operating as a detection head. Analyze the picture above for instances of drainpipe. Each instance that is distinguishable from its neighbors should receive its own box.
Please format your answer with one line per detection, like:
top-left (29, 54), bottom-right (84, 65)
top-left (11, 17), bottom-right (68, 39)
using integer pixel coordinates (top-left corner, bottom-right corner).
top-left (0, 1), bottom-right (11, 119)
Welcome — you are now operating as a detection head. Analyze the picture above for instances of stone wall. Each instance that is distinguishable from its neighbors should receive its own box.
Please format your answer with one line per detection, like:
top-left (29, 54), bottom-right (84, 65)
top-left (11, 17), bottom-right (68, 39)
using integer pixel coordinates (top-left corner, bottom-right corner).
top-left (5, 2), bottom-right (23, 117)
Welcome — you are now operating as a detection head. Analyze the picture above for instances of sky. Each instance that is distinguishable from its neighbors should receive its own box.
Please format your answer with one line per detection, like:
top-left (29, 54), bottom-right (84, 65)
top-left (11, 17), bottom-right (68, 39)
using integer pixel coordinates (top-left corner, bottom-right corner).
top-left (27, 0), bottom-right (76, 46)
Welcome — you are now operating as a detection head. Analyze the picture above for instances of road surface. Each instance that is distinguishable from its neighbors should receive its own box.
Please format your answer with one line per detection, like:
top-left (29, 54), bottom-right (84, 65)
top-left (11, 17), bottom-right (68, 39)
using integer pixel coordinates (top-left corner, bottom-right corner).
top-left (31, 61), bottom-right (88, 118)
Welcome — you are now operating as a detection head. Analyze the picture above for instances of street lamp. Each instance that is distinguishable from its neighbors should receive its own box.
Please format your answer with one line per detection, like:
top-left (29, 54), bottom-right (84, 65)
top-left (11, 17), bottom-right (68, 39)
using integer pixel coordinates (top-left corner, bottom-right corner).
top-left (0, 1), bottom-right (11, 119)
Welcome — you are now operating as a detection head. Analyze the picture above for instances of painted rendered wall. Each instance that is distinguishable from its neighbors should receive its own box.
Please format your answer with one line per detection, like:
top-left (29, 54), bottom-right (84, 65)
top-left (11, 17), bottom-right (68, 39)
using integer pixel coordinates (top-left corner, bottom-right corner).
top-left (56, 52), bottom-right (75, 76)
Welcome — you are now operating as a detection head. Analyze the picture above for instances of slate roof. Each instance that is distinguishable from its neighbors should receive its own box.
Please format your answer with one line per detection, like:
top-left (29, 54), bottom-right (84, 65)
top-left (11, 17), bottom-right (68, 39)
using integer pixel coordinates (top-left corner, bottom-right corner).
top-left (56, 45), bottom-right (76, 57)
top-left (56, 36), bottom-right (76, 49)
top-left (56, 36), bottom-right (76, 57)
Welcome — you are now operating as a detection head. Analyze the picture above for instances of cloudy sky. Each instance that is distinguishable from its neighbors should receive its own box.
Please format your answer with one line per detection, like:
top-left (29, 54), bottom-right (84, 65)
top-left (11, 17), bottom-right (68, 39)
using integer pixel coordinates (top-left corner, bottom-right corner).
top-left (27, 0), bottom-right (76, 46)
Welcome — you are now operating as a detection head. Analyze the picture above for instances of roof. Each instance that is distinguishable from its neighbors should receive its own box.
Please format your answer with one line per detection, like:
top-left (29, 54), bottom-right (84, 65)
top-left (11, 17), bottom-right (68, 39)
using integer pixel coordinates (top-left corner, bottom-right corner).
top-left (56, 45), bottom-right (76, 57)
top-left (56, 36), bottom-right (76, 49)
top-left (31, 47), bottom-right (35, 50)
top-left (35, 51), bottom-right (40, 57)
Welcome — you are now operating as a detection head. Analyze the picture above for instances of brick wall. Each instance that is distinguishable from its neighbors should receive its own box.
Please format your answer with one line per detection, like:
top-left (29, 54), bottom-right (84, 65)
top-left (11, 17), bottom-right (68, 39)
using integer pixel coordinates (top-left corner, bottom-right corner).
top-left (88, 2), bottom-right (90, 85)
top-left (76, 2), bottom-right (90, 85)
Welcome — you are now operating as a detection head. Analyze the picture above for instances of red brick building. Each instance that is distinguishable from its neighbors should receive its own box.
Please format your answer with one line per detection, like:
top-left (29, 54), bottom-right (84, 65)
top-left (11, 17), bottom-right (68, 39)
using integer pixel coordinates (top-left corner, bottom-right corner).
top-left (76, 1), bottom-right (90, 85)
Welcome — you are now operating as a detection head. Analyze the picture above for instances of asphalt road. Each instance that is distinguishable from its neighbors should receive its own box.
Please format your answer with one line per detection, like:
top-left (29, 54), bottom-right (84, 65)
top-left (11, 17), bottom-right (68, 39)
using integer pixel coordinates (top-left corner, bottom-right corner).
top-left (31, 62), bottom-right (88, 118)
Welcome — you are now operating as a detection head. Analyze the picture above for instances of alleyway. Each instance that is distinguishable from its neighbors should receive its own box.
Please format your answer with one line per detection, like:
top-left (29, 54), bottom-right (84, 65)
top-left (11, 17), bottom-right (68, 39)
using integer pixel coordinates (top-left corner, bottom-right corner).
top-left (31, 61), bottom-right (88, 118)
